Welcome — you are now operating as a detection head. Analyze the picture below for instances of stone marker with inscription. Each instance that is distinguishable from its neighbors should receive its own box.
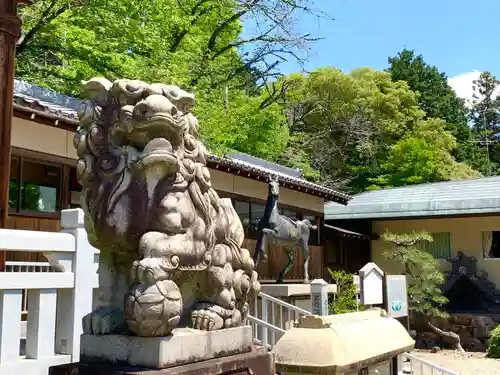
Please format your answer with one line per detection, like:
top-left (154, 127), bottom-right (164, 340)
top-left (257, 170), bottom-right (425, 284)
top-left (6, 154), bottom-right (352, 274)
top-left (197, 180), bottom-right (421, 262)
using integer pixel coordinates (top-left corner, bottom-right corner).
top-left (49, 78), bottom-right (274, 375)
top-left (310, 279), bottom-right (328, 316)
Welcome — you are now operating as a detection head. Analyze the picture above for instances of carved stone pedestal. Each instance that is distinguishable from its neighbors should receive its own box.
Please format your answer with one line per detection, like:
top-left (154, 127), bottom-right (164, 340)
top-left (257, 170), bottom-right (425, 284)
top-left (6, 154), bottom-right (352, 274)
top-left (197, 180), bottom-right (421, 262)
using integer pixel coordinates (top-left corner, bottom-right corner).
top-left (79, 326), bottom-right (253, 369)
top-left (49, 349), bottom-right (275, 375)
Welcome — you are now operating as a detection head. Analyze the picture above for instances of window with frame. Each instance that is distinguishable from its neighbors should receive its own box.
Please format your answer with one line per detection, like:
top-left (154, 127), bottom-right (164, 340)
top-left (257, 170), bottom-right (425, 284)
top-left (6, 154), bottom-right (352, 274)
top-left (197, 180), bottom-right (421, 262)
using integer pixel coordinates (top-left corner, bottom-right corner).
top-left (415, 232), bottom-right (451, 259)
top-left (9, 157), bottom-right (62, 214)
top-left (482, 231), bottom-right (500, 258)
top-left (233, 200), bottom-right (251, 234)
top-left (250, 203), bottom-right (266, 237)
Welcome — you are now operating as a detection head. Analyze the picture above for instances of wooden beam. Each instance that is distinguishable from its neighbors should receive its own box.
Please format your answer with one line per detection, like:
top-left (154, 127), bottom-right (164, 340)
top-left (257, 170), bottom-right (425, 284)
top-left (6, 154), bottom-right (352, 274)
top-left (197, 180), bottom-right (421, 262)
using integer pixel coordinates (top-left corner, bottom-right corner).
top-left (0, 1), bottom-right (21, 231)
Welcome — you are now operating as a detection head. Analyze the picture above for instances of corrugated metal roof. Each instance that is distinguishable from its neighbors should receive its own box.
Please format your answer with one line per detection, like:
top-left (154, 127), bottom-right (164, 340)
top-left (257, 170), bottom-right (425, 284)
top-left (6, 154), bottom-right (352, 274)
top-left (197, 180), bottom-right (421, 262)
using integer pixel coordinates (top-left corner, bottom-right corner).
top-left (325, 176), bottom-right (500, 220)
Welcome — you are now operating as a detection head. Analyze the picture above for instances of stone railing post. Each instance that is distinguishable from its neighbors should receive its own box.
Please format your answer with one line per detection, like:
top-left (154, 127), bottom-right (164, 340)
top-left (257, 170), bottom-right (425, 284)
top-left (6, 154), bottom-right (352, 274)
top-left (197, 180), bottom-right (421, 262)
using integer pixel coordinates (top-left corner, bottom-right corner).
top-left (310, 279), bottom-right (328, 316)
top-left (55, 209), bottom-right (98, 362)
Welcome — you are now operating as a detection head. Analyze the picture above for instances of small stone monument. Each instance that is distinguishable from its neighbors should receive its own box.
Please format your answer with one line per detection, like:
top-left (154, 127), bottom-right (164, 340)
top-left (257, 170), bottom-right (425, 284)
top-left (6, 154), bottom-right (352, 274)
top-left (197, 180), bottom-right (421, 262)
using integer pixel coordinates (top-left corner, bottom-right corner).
top-left (50, 78), bottom-right (274, 374)
top-left (359, 262), bottom-right (384, 306)
top-left (310, 279), bottom-right (328, 316)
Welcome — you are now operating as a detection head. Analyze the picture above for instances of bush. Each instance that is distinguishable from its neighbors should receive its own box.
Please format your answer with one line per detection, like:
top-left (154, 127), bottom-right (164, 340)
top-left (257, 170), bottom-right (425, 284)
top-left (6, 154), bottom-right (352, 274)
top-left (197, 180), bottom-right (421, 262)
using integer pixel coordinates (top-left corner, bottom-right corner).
top-left (328, 269), bottom-right (359, 314)
top-left (487, 325), bottom-right (500, 358)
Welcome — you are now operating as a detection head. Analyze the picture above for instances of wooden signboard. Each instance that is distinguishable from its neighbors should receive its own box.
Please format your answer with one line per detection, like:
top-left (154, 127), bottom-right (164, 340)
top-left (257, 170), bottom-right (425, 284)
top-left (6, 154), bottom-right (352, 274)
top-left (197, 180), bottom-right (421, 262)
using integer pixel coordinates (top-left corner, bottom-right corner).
top-left (359, 262), bottom-right (384, 305)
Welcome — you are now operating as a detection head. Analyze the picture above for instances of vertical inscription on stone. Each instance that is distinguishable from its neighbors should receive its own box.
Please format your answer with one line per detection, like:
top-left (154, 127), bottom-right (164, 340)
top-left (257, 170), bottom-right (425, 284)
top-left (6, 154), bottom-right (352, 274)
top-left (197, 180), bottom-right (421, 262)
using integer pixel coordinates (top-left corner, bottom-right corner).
top-left (310, 279), bottom-right (328, 316)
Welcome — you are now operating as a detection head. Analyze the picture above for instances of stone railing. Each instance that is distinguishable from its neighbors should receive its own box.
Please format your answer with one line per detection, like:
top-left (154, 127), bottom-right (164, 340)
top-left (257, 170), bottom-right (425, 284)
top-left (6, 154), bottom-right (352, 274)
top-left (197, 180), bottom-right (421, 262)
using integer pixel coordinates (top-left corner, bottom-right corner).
top-left (0, 209), bottom-right (98, 375)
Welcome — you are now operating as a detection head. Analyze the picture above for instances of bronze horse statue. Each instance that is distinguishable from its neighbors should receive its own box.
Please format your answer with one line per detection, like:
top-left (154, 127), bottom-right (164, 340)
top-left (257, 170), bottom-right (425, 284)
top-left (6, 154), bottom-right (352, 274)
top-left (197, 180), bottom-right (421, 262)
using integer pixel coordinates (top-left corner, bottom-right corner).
top-left (252, 175), bottom-right (317, 283)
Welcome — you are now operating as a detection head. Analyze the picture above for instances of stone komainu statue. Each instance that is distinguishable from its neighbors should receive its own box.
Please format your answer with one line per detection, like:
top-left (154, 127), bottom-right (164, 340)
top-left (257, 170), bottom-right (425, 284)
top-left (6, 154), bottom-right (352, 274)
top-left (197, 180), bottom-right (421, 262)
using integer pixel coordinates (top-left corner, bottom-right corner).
top-left (74, 78), bottom-right (260, 337)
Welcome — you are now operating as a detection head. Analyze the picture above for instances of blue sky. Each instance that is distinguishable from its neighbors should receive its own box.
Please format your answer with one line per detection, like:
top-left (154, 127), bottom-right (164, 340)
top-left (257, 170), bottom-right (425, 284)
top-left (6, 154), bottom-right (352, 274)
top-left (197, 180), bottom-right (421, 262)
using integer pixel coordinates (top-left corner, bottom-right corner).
top-left (263, 0), bottom-right (500, 102)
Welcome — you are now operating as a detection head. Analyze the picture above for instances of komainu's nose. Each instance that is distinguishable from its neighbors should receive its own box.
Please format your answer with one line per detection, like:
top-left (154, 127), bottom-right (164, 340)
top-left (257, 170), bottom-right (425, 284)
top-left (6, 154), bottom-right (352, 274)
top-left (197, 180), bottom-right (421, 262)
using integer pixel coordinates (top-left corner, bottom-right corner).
top-left (133, 95), bottom-right (179, 119)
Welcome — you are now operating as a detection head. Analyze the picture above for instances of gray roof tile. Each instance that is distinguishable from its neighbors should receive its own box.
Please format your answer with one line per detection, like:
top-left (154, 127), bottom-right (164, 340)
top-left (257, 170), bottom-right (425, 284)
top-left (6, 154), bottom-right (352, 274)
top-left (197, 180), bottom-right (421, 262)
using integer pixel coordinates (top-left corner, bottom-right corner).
top-left (13, 80), bottom-right (80, 122)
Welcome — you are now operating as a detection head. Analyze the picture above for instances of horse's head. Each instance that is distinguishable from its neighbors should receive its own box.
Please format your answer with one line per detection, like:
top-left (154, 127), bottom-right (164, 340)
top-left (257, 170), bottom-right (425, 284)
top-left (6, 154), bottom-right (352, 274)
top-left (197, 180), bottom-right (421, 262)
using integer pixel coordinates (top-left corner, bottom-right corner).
top-left (268, 175), bottom-right (280, 197)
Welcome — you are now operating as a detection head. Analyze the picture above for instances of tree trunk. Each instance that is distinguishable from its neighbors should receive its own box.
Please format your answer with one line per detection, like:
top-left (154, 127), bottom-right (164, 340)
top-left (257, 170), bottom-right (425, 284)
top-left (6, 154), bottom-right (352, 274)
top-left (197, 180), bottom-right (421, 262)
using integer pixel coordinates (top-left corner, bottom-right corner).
top-left (427, 321), bottom-right (466, 355)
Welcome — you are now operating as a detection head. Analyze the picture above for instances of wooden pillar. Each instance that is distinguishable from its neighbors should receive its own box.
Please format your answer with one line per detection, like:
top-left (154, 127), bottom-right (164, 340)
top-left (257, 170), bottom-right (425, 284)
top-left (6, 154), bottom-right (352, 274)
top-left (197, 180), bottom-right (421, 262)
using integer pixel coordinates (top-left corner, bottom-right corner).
top-left (0, 2), bottom-right (20, 226)
top-left (0, 0), bottom-right (21, 271)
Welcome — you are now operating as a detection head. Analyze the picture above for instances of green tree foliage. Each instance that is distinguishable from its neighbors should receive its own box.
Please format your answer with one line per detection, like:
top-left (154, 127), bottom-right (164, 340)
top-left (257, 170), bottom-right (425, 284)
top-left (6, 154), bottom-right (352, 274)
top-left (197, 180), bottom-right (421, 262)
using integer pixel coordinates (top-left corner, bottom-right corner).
top-left (487, 325), bottom-right (500, 358)
top-left (15, 0), bottom-right (317, 160)
top-left (469, 72), bottom-right (500, 176)
top-left (387, 49), bottom-right (470, 155)
top-left (16, 0), bottom-right (321, 95)
top-left (369, 118), bottom-right (480, 189)
top-left (327, 269), bottom-right (359, 314)
top-left (14, 2), bottom-right (483, 190)
top-left (282, 67), bottom-right (478, 192)
top-left (382, 231), bottom-right (465, 353)
top-left (195, 88), bottom-right (289, 160)
top-left (382, 231), bottom-right (448, 319)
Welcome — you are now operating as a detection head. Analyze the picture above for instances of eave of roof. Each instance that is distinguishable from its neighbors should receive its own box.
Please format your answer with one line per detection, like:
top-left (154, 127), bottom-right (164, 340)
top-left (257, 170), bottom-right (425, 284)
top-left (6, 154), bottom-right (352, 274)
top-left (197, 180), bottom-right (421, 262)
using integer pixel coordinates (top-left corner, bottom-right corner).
top-left (325, 176), bottom-right (500, 220)
top-left (324, 224), bottom-right (371, 240)
top-left (11, 80), bottom-right (350, 204)
top-left (207, 155), bottom-right (350, 204)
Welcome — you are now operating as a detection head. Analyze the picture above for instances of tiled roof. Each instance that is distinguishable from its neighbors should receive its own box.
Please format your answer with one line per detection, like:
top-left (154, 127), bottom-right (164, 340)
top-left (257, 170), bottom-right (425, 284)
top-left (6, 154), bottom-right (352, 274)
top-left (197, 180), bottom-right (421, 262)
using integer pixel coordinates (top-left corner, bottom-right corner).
top-left (13, 80), bottom-right (80, 123)
top-left (207, 154), bottom-right (350, 203)
top-left (12, 79), bottom-right (349, 204)
top-left (325, 176), bottom-right (500, 220)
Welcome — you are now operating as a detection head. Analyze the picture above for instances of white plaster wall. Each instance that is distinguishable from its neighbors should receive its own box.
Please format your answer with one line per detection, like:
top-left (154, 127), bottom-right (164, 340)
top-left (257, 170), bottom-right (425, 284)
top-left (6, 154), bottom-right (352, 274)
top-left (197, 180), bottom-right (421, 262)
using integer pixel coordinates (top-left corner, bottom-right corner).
top-left (12, 118), bottom-right (77, 160)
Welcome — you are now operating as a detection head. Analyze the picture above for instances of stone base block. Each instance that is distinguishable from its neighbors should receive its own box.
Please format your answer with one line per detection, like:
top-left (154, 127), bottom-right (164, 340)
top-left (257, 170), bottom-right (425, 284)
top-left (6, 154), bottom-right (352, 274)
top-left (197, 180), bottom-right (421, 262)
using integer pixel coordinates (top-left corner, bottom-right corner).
top-left (50, 349), bottom-right (274, 375)
top-left (80, 326), bottom-right (252, 369)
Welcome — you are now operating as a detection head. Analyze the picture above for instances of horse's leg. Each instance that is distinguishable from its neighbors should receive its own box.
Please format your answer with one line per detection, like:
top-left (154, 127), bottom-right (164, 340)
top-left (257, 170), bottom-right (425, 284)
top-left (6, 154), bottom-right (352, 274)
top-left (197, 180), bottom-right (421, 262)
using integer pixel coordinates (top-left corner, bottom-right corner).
top-left (300, 240), bottom-right (311, 284)
top-left (276, 247), bottom-right (295, 284)
top-left (253, 232), bottom-right (265, 265)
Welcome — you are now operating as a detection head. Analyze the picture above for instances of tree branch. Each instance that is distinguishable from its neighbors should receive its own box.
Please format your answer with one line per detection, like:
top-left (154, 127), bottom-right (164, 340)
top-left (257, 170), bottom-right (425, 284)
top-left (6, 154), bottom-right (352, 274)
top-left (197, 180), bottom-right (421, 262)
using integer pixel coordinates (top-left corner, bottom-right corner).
top-left (427, 321), bottom-right (466, 355)
top-left (207, 0), bottom-right (261, 51)
top-left (17, 0), bottom-right (76, 55)
top-left (170, 0), bottom-right (215, 52)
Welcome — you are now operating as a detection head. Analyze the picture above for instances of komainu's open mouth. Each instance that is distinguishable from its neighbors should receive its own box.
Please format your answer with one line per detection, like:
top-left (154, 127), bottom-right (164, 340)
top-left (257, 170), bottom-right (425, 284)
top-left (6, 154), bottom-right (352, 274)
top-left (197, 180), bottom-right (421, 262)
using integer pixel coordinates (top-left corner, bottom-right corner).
top-left (135, 138), bottom-right (179, 175)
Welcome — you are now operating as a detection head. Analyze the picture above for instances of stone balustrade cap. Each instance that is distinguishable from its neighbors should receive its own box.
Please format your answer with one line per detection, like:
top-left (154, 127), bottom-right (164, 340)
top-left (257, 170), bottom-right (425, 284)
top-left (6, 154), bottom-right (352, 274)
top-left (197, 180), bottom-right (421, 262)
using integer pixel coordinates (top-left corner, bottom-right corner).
top-left (272, 311), bottom-right (414, 375)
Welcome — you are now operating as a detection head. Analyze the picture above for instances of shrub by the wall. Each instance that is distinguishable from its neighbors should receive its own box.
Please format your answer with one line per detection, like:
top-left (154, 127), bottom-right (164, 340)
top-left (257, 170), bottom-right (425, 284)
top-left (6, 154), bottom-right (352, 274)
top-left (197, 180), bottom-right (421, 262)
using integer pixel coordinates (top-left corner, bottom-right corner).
top-left (327, 269), bottom-right (359, 314)
top-left (487, 325), bottom-right (500, 358)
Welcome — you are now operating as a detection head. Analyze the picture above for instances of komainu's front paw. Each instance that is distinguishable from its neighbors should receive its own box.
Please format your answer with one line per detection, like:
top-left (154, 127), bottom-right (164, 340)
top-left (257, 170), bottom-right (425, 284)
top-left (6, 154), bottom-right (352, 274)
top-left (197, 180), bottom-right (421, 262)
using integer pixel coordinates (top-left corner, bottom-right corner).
top-left (190, 302), bottom-right (241, 331)
top-left (191, 308), bottom-right (221, 331)
top-left (82, 307), bottom-right (125, 335)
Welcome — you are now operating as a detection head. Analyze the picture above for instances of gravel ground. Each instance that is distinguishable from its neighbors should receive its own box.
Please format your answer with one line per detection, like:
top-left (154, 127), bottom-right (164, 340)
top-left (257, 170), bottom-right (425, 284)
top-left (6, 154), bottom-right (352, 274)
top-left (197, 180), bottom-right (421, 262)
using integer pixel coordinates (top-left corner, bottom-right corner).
top-left (404, 350), bottom-right (500, 375)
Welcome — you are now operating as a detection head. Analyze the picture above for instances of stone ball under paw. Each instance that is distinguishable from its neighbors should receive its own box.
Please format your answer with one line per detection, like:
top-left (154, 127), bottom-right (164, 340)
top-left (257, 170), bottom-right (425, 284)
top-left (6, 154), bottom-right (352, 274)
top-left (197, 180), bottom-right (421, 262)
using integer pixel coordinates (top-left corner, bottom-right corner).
top-left (124, 280), bottom-right (182, 337)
